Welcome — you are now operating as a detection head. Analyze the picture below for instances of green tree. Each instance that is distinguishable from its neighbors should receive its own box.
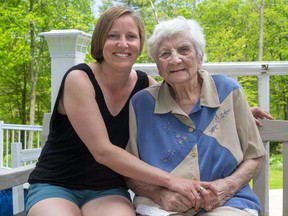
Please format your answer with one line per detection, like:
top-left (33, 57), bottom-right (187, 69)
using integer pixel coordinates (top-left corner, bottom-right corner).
top-left (0, 0), bottom-right (95, 126)
top-left (264, 1), bottom-right (288, 120)
top-left (1, 0), bottom-right (287, 126)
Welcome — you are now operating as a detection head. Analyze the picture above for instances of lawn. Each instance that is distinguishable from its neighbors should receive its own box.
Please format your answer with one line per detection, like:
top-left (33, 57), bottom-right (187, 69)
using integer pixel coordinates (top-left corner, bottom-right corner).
top-left (269, 154), bottom-right (283, 189)
top-left (270, 168), bottom-right (282, 189)
top-left (250, 154), bottom-right (283, 189)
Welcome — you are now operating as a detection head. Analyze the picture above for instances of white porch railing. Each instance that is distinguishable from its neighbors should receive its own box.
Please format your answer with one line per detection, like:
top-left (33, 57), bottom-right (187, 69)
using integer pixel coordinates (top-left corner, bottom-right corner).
top-left (1, 61), bottom-right (285, 170)
top-left (0, 122), bottom-right (42, 169)
top-left (0, 62), bottom-right (288, 216)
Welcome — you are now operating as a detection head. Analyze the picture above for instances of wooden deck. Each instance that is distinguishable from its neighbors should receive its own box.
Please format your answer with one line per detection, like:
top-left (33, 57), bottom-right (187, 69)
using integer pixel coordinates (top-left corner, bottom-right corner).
top-left (270, 189), bottom-right (283, 216)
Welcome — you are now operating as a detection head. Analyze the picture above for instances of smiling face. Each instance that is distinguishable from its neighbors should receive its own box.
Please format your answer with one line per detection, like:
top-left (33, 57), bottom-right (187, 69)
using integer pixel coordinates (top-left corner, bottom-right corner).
top-left (156, 31), bottom-right (202, 85)
top-left (102, 14), bottom-right (141, 70)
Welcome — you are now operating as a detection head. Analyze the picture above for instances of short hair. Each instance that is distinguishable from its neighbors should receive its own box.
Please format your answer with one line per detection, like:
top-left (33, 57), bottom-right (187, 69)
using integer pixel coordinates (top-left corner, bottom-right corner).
top-left (148, 17), bottom-right (206, 62)
top-left (91, 5), bottom-right (145, 63)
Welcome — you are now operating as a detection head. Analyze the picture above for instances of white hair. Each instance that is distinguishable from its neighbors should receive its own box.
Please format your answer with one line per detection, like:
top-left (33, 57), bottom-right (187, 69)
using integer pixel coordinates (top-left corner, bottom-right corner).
top-left (148, 16), bottom-right (206, 61)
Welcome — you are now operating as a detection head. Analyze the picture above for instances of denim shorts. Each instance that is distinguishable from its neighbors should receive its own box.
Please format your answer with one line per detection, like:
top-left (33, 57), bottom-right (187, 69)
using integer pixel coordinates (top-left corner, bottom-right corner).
top-left (25, 183), bottom-right (131, 214)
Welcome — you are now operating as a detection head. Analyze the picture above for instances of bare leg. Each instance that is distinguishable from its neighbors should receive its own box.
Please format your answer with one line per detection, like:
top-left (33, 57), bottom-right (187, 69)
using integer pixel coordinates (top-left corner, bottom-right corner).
top-left (28, 198), bottom-right (82, 216)
top-left (82, 195), bottom-right (135, 216)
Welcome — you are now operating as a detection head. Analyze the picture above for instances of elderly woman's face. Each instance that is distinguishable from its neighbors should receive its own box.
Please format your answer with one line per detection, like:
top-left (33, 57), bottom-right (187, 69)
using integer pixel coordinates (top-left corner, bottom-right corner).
top-left (156, 31), bottom-right (202, 85)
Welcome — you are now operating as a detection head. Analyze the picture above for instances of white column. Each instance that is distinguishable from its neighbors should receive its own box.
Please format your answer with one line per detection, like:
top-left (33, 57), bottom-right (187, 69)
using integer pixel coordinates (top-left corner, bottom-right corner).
top-left (39, 29), bottom-right (92, 110)
top-left (258, 75), bottom-right (270, 111)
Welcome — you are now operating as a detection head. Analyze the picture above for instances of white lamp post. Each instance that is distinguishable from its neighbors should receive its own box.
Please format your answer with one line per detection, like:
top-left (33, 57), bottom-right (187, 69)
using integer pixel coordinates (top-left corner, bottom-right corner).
top-left (39, 29), bottom-right (92, 110)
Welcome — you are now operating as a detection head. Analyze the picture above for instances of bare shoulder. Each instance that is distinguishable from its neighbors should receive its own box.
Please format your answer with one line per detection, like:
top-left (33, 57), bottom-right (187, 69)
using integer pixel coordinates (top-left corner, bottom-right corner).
top-left (66, 69), bottom-right (90, 81)
top-left (65, 69), bottom-right (94, 90)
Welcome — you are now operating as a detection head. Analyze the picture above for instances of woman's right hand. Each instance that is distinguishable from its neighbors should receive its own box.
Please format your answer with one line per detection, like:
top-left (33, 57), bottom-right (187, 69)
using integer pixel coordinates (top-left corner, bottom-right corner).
top-left (168, 176), bottom-right (218, 212)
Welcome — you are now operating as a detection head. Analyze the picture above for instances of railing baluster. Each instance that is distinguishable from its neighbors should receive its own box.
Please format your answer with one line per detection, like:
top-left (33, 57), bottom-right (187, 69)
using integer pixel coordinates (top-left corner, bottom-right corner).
top-left (5, 129), bottom-right (9, 167)
top-left (0, 123), bottom-right (42, 169)
top-left (283, 141), bottom-right (288, 216)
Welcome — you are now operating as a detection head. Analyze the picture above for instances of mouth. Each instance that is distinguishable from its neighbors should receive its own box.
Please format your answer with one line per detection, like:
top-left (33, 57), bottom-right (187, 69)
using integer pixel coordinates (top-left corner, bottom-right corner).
top-left (113, 52), bottom-right (131, 58)
top-left (170, 68), bottom-right (185, 73)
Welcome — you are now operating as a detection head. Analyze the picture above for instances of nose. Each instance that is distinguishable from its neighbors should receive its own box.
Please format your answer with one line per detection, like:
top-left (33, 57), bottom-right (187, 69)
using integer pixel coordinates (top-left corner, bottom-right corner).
top-left (169, 52), bottom-right (182, 65)
top-left (117, 37), bottom-right (128, 48)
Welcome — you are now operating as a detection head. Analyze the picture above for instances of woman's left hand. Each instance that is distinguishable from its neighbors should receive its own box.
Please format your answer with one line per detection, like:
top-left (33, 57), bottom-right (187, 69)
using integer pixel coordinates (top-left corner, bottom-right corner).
top-left (205, 178), bottom-right (236, 211)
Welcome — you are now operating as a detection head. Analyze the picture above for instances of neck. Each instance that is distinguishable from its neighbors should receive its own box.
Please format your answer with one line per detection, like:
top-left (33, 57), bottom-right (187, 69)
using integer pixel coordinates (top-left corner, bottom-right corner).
top-left (93, 62), bottom-right (133, 91)
top-left (169, 78), bottom-right (202, 114)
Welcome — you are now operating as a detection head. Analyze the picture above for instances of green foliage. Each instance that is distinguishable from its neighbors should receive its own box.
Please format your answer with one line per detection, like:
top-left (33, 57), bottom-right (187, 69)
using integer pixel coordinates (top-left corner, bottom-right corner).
top-left (270, 76), bottom-right (288, 120)
top-left (270, 168), bottom-right (282, 189)
top-left (238, 76), bottom-right (258, 107)
top-left (270, 153), bottom-right (283, 170)
top-left (194, 0), bottom-right (260, 62)
top-left (0, 0), bottom-right (96, 124)
top-left (264, 3), bottom-right (288, 61)
top-left (1, 0), bottom-right (288, 128)
top-left (270, 154), bottom-right (283, 189)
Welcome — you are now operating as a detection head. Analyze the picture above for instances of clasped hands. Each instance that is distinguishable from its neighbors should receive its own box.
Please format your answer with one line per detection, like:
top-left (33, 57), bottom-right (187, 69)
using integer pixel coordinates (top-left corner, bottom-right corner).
top-left (158, 178), bottom-right (235, 213)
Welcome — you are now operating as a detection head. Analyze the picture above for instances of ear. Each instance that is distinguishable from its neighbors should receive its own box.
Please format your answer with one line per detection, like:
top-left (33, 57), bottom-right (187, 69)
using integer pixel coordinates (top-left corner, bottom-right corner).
top-left (198, 56), bottom-right (203, 65)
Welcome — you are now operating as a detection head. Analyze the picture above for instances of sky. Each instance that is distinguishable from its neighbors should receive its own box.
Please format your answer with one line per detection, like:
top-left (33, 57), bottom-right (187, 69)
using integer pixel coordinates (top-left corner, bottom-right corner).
top-left (92, 0), bottom-right (103, 17)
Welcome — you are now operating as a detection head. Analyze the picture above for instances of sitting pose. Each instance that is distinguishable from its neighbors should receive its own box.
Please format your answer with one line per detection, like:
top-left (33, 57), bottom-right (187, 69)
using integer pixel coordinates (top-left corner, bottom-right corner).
top-left (26, 7), bottom-right (212, 216)
top-left (26, 6), bottom-right (272, 216)
top-left (127, 17), bottom-right (267, 216)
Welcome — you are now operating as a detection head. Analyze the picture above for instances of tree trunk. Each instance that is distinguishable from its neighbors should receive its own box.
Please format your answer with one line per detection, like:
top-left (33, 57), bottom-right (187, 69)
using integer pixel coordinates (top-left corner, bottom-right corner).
top-left (28, 0), bottom-right (36, 148)
top-left (150, 1), bottom-right (159, 24)
top-left (258, 0), bottom-right (264, 61)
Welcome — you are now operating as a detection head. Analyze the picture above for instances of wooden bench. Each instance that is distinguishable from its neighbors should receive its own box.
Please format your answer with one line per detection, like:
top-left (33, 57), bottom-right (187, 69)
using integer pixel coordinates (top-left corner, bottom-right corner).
top-left (1, 118), bottom-right (287, 216)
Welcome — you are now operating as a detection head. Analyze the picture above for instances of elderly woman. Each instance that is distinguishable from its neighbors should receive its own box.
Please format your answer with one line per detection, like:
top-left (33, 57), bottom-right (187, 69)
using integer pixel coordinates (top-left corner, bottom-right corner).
top-left (126, 17), bottom-right (266, 216)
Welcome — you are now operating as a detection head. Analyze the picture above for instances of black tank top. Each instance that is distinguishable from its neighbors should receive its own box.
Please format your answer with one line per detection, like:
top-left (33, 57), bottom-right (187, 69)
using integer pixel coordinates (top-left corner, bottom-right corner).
top-left (28, 63), bottom-right (149, 190)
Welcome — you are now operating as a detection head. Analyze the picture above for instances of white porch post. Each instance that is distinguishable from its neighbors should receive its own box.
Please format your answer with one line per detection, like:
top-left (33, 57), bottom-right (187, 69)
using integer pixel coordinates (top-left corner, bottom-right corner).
top-left (254, 65), bottom-right (270, 216)
top-left (39, 30), bottom-right (92, 110)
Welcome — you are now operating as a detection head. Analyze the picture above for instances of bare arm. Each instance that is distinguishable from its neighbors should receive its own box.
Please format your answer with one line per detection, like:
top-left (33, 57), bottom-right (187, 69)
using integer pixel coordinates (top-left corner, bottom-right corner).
top-left (208, 156), bottom-right (264, 209)
top-left (62, 70), bottom-right (198, 201)
top-left (127, 178), bottom-right (193, 212)
top-left (126, 177), bottom-right (217, 212)
top-left (127, 156), bottom-right (263, 212)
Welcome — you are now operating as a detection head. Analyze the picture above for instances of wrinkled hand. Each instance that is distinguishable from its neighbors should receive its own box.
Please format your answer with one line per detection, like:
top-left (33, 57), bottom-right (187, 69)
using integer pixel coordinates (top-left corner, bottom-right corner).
top-left (205, 178), bottom-right (236, 210)
top-left (154, 188), bottom-right (193, 213)
top-left (250, 107), bottom-right (274, 126)
top-left (167, 177), bottom-right (218, 212)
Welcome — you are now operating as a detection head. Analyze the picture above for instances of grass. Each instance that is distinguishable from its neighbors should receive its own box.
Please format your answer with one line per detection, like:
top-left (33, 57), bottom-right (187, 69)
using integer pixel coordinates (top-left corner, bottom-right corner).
top-left (250, 154), bottom-right (283, 189)
top-left (270, 154), bottom-right (283, 189)
top-left (270, 168), bottom-right (282, 189)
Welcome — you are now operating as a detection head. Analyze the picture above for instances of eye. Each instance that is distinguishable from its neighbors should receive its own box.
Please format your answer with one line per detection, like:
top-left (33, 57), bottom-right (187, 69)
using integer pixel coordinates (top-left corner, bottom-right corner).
top-left (179, 46), bottom-right (191, 54)
top-left (107, 33), bottom-right (119, 39)
top-left (127, 33), bottom-right (138, 40)
top-left (159, 51), bottom-right (170, 59)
